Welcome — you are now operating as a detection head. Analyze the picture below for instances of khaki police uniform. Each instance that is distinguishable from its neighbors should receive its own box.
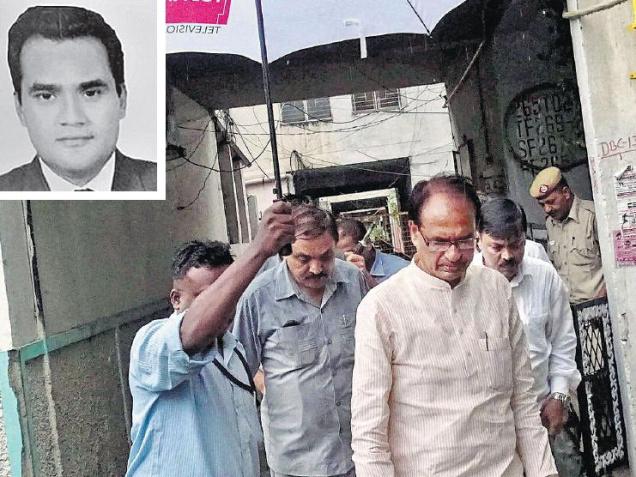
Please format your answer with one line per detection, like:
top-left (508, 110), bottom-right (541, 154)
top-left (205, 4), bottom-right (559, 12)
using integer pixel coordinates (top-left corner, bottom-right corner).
top-left (530, 167), bottom-right (605, 304)
top-left (545, 196), bottom-right (605, 304)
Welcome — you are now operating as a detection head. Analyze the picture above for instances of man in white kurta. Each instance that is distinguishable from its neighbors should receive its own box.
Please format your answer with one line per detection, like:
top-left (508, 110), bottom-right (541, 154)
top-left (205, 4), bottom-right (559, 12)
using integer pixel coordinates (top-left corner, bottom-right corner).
top-left (351, 175), bottom-right (556, 477)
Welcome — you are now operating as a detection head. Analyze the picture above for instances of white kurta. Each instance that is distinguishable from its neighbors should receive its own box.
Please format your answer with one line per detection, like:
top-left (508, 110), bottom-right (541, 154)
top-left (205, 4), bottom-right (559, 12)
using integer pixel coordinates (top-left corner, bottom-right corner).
top-left (351, 263), bottom-right (557, 477)
top-left (473, 254), bottom-right (581, 401)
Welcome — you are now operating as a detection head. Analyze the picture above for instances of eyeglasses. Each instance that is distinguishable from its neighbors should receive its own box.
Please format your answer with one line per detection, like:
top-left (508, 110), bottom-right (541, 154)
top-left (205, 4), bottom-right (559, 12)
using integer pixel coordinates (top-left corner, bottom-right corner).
top-left (418, 228), bottom-right (475, 252)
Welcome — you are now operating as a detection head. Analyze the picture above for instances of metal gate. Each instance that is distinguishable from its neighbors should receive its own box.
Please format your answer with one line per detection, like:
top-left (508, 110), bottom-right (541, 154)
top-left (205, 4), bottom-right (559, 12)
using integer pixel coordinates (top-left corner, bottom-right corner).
top-left (572, 298), bottom-right (628, 476)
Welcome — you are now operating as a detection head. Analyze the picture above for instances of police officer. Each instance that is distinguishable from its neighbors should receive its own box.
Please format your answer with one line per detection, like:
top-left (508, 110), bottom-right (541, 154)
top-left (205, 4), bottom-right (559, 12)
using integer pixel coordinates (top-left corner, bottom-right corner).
top-left (529, 166), bottom-right (606, 304)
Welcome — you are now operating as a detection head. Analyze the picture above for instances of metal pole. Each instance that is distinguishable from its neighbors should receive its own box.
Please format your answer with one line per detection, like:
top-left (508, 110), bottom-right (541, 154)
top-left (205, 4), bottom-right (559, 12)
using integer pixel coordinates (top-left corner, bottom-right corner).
top-left (254, 0), bottom-right (283, 200)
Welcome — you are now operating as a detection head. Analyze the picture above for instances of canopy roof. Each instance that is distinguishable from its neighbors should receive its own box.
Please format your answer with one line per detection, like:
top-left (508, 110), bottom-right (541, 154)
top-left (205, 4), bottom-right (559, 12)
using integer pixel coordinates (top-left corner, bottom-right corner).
top-left (167, 0), bottom-right (466, 62)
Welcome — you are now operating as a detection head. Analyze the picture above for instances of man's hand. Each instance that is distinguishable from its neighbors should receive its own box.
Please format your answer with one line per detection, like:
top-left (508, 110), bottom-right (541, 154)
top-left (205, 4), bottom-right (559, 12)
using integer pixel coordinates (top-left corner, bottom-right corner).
top-left (350, 243), bottom-right (376, 272)
top-left (180, 201), bottom-right (293, 354)
top-left (252, 201), bottom-right (295, 257)
top-left (254, 369), bottom-right (266, 396)
top-left (345, 251), bottom-right (378, 288)
top-left (593, 283), bottom-right (608, 299)
top-left (344, 251), bottom-right (367, 272)
top-left (540, 397), bottom-right (567, 436)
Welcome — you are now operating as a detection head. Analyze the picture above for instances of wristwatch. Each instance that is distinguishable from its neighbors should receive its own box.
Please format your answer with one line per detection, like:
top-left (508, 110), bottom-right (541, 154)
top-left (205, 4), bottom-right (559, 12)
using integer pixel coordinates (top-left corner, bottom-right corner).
top-left (550, 392), bottom-right (571, 407)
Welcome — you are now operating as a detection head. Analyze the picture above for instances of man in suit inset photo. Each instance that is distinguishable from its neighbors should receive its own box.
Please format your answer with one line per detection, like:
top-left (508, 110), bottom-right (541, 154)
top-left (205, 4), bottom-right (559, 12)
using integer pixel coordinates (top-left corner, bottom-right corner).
top-left (2, 6), bottom-right (156, 192)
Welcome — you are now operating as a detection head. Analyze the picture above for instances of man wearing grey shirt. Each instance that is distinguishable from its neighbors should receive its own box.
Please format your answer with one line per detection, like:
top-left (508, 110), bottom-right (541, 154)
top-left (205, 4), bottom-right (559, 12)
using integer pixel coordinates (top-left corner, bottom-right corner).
top-left (234, 204), bottom-right (368, 477)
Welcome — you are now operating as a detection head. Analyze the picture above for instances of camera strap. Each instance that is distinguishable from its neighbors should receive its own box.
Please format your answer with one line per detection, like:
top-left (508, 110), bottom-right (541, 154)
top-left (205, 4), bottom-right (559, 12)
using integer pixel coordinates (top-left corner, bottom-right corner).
top-left (212, 347), bottom-right (256, 397)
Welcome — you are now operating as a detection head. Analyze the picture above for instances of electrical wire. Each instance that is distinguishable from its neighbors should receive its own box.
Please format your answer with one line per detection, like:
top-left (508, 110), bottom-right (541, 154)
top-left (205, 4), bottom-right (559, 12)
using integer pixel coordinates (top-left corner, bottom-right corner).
top-left (173, 118), bottom-right (272, 173)
top-left (167, 160), bottom-right (190, 172)
top-left (299, 138), bottom-right (453, 158)
top-left (191, 86), bottom-right (453, 177)
top-left (404, 0), bottom-right (432, 35)
top-left (444, 41), bottom-right (485, 106)
top-left (231, 123), bottom-right (273, 179)
top-left (172, 77), bottom-right (452, 198)
top-left (177, 168), bottom-right (214, 210)
top-left (214, 84), bottom-right (443, 136)
top-left (349, 64), bottom-right (446, 103)
top-left (281, 100), bottom-right (377, 125)
top-left (290, 146), bottom-right (453, 178)
top-left (174, 118), bottom-right (211, 162)
top-left (171, 0), bottom-right (461, 208)
top-left (180, 112), bottom-right (403, 136)
top-left (210, 96), bottom-right (432, 138)
top-left (443, 0), bottom-right (490, 106)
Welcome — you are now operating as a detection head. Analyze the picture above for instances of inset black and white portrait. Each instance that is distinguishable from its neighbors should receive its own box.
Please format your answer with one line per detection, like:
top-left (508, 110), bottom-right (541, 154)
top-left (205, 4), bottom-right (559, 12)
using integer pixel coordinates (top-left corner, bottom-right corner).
top-left (0, 1), bottom-right (159, 196)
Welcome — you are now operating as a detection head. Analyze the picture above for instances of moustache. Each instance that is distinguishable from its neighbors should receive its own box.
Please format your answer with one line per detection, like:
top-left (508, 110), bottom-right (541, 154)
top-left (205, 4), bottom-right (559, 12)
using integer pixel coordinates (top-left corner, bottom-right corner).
top-left (305, 273), bottom-right (328, 280)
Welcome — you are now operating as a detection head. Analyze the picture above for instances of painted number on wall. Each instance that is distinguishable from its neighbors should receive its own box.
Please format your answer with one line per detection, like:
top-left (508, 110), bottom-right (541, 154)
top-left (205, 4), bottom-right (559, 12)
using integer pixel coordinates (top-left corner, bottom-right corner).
top-left (504, 84), bottom-right (587, 172)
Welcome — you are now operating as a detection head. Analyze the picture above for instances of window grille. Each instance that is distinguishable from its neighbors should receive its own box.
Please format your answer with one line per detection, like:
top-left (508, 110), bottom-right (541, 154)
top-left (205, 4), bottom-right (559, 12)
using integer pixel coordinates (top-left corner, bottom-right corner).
top-left (352, 89), bottom-right (401, 113)
top-left (281, 97), bottom-right (331, 124)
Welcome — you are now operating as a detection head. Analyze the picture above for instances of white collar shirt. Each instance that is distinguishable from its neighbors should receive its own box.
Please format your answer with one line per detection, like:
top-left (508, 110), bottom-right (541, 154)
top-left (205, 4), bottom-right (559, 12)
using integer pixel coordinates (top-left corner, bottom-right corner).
top-left (472, 254), bottom-right (581, 400)
top-left (39, 152), bottom-right (115, 191)
top-left (524, 239), bottom-right (550, 263)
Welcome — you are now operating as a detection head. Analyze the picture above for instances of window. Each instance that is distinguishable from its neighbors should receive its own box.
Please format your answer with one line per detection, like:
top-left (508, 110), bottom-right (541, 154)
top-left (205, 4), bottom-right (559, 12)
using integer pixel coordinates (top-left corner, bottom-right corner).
top-left (281, 97), bottom-right (332, 124)
top-left (281, 100), bottom-right (305, 124)
top-left (352, 89), bottom-right (401, 113)
top-left (306, 97), bottom-right (331, 120)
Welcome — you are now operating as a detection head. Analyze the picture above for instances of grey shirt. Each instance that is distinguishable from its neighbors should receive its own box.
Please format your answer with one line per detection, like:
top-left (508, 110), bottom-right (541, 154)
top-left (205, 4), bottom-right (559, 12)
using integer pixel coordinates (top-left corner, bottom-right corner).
top-left (233, 258), bottom-right (368, 476)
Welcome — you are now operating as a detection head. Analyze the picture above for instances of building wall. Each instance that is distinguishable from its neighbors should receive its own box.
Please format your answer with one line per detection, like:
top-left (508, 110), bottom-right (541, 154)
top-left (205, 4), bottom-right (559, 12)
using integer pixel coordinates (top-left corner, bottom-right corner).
top-left (0, 225), bottom-right (12, 476)
top-left (445, 0), bottom-right (592, 228)
top-left (229, 84), bottom-right (455, 215)
top-left (0, 400), bottom-right (8, 477)
top-left (0, 87), bottom-right (227, 475)
top-left (445, 3), bottom-right (634, 468)
top-left (566, 0), bottom-right (636, 471)
top-left (487, 5), bottom-right (593, 224)
top-left (29, 202), bottom-right (175, 336)
top-left (0, 243), bottom-right (11, 353)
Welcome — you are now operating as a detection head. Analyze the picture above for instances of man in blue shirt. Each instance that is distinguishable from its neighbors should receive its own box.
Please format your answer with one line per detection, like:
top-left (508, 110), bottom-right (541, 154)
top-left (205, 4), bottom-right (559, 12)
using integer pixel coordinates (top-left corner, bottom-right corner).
top-left (336, 218), bottom-right (409, 287)
top-left (126, 202), bottom-right (294, 477)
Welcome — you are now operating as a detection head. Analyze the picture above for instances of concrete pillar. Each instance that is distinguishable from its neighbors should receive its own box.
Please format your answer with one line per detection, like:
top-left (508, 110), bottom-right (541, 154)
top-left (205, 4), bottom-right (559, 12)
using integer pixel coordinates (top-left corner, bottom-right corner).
top-left (219, 144), bottom-right (240, 243)
top-left (247, 195), bottom-right (259, 240)
top-left (566, 0), bottom-right (636, 473)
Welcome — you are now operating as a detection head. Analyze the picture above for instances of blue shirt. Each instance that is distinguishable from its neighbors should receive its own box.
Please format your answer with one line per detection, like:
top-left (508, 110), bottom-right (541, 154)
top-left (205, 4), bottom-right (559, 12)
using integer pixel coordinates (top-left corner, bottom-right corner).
top-left (370, 250), bottom-right (409, 283)
top-left (233, 259), bottom-right (367, 476)
top-left (126, 312), bottom-right (262, 477)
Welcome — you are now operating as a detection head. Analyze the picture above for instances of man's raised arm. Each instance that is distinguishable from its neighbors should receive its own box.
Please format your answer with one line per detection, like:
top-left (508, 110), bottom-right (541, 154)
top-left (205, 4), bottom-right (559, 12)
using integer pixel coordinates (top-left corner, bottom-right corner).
top-left (180, 201), bottom-right (294, 353)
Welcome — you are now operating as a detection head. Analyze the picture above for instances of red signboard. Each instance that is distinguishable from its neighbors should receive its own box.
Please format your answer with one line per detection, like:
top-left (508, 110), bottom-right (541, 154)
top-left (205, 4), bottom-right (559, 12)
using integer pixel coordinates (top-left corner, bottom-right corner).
top-left (166, 0), bottom-right (232, 25)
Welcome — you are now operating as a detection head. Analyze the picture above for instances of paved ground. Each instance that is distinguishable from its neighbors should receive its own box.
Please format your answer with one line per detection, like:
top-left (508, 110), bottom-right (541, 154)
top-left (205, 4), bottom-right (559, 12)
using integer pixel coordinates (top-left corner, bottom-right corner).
top-left (611, 466), bottom-right (631, 477)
